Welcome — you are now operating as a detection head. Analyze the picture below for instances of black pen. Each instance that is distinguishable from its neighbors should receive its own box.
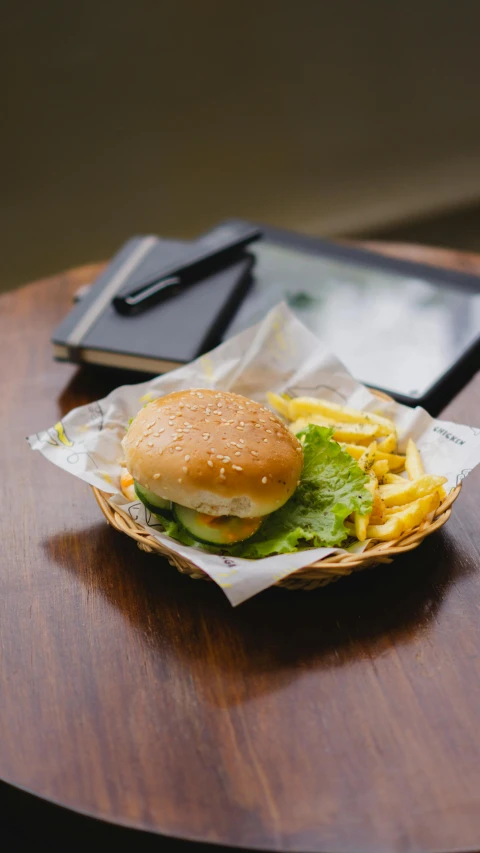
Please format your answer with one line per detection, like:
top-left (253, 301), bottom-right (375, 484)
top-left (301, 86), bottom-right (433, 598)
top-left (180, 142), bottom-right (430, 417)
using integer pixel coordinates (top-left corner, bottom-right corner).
top-left (113, 223), bottom-right (262, 315)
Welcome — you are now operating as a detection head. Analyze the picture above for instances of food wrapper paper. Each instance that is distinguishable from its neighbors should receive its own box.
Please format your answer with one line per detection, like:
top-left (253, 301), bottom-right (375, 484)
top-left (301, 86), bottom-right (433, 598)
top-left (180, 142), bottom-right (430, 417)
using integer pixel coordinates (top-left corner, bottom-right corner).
top-left (28, 304), bottom-right (480, 605)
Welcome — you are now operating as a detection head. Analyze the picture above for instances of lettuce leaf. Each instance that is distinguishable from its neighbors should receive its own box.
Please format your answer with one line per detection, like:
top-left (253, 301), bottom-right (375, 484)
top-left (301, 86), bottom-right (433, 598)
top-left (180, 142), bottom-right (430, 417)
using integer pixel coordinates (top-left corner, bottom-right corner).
top-left (231, 425), bottom-right (372, 558)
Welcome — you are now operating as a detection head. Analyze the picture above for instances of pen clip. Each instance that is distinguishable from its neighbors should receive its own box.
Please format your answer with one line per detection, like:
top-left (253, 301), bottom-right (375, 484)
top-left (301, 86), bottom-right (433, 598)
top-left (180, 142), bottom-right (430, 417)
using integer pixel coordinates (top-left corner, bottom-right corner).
top-left (113, 276), bottom-right (181, 315)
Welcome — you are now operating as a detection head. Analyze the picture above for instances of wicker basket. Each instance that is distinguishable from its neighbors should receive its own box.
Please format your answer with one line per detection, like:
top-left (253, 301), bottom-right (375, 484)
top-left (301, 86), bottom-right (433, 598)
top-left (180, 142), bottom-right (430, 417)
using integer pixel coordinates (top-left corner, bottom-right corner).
top-left (93, 388), bottom-right (461, 590)
top-left (92, 484), bottom-right (461, 592)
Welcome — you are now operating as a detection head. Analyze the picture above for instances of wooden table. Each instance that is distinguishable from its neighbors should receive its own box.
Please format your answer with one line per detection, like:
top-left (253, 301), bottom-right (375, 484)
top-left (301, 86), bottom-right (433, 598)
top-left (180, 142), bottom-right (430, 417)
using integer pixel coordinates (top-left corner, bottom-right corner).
top-left (1, 245), bottom-right (480, 853)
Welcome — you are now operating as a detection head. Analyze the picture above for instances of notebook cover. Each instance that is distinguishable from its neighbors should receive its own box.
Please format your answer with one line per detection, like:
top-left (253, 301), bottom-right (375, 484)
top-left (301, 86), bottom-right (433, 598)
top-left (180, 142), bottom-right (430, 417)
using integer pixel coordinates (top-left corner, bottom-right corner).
top-left (53, 237), bottom-right (253, 368)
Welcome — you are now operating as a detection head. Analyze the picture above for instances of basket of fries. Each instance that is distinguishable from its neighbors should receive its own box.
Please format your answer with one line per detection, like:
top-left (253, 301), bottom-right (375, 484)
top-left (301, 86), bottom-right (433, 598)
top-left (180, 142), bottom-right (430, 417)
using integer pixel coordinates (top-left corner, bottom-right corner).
top-left (94, 388), bottom-right (461, 591)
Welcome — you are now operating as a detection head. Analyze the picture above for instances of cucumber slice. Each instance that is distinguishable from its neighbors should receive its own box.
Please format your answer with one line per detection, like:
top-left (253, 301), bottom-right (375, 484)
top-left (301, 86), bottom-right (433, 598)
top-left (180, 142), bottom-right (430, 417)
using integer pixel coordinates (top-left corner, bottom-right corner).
top-left (134, 481), bottom-right (171, 513)
top-left (173, 504), bottom-right (262, 545)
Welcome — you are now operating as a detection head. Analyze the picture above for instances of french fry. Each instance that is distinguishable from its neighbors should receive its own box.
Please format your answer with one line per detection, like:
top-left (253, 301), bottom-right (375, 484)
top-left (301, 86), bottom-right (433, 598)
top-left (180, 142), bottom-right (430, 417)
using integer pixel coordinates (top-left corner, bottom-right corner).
top-left (340, 443), bottom-right (364, 460)
top-left (290, 417), bottom-right (378, 444)
top-left (370, 487), bottom-right (386, 524)
top-left (267, 392), bottom-right (291, 419)
top-left (385, 491), bottom-right (440, 518)
top-left (342, 444), bottom-right (405, 471)
top-left (405, 438), bottom-right (424, 480)
top-left (358, 441), bottom-right (377, 472)
top-left (354, 474), bottom-right (377, 541)
top-left (387, 494), bottom-right (437, 527)
top-left (383, 473), bottom-right (406, 484)
top-left (366, 516), bottom-right (403, 541)
top-left (379, 474), bottom-right (447, 507)
top-left (377, 432), bottom-right (397, 453)
top-left (287, 397), bottom-right (396, 436)
top-left (331, 424), bottom-right (379, 444)
top-left (372, 459), bottom-right (389, 481)
top-left (354, 513), bottom-right (369, 542)
top-left (376, 451), bottom-right (405, 472)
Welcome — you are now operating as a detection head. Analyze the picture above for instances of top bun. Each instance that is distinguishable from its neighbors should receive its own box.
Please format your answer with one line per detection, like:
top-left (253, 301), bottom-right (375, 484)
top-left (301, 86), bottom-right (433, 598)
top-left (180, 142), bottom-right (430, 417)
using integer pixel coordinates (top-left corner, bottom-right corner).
top-left (122, 389), bottom-right (303, 517)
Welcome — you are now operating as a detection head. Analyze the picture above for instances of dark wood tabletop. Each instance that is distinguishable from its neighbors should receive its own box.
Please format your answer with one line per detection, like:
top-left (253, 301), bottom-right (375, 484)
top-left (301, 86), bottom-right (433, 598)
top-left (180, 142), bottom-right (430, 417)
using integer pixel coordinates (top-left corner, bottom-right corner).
top-left (1, 244), bottom-right (480, 853)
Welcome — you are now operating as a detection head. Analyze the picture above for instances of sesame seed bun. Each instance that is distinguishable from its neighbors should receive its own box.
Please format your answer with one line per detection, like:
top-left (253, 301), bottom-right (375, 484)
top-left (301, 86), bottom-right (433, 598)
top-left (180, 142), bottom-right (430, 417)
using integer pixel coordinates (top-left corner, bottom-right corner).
top-left (122, 389), bottom-right (303, 517)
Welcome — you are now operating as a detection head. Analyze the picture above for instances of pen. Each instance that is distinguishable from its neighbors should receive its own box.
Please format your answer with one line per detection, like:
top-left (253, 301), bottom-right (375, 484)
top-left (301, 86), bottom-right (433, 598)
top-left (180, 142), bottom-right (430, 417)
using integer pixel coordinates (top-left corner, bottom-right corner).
top-left (113, 223), bottom-right (262, 315)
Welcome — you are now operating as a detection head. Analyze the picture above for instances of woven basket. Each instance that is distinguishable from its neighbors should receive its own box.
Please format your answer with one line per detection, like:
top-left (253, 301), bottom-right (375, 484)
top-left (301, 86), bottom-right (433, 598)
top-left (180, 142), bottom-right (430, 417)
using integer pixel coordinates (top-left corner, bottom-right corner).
top-left (93, 485), bottom-right (460, 590)
top-left (92, 380), bottom-right (461, 591)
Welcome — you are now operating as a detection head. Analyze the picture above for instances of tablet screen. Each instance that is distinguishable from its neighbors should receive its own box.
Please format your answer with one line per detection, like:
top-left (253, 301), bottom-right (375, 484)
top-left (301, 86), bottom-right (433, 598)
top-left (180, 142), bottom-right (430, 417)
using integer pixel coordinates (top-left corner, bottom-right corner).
top-left (223, 241), bottom-right (480, 400)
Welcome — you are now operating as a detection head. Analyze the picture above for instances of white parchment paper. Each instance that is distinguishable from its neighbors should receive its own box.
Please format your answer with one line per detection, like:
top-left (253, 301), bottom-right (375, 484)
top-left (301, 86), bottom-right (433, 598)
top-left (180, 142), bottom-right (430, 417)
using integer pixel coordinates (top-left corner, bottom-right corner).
top-left (28, 304), bottom-right (480, 605)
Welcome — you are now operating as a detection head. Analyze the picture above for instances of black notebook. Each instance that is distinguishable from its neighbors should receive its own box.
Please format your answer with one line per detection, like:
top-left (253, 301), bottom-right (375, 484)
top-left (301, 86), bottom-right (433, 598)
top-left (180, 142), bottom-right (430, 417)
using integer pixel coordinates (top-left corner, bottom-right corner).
top-left (53, 236), bottom-right (254, 373)
top-left (53, 220), bottom-right (480, 408)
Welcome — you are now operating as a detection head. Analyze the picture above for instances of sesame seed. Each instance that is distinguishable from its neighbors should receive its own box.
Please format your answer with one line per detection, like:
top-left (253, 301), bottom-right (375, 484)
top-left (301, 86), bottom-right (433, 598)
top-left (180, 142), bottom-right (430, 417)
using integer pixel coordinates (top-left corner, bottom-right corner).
top-left (255, 424), bottom-right (261, 429)
top-left (296, 446), bottom-right (302, 452)
top-left (207, 460), bottom-right (214, 467)
top-left (182, 466), bottom-right (188, 473)
top-left (205, 408), bottom-right (211, 415)
top-left (135, 440), bottom-right (140, 447)
top-left (178, 478), bottom-right (183, 483)
top-left (191, 405), bottom-right (197, 411)
top-left (220, 467), bottom-right (225, 474)
top-left (235, 451), bottom-right (241, 456)
top-left (240, 421), bottom-right (245, 426)
top-left (175, 445), bottom-right (182, 451)
top-left (262, 476), bottom-right (268, 484)
top-left (232, 465), bottom-right (243, 471)
top-left (153, 473), bottom-right (160, 479)
top-left (236, 426), bottom-right (243, 431)
top-left (197, 393), bottom-right (203, 398)
top-left (259, 418), bottom-right (265, 423)
top-left (147, 441), bottom-right (154, 447)
top-left (277, 432), bottom-right (282, 437)
top-left (158, 449), bottom-right (163, 455)
top-left (216, 455), bottom-right (223, 459)
top-left (251, 450), bottom-right (258, 456)
top-left (238, 439), bottom-right (244, 444)
top-left (266, 429), bottom-right (272, 434)
top-left (184, 454), bottom-right (190, 461)
top-left (202, 433), bottom-right (210, 439)
top-left (217, 401), bottom-right (223, 408)
top-left (264, 438), bottom-right (268, 443)
top-left (223, 456), bottom-right (231, 462)
top-left (147, 421), bottom-right (155, 428)
top-left (210, 447), bottom-right (215, 453)
top-left (179, 402), bottom-right (184, 408)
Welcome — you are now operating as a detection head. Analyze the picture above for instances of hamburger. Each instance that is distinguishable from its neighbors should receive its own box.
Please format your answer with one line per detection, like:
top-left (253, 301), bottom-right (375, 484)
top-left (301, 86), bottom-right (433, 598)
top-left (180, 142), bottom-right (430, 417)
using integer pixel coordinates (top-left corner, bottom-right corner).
top-left (122, 388), bottom-right (303, 545)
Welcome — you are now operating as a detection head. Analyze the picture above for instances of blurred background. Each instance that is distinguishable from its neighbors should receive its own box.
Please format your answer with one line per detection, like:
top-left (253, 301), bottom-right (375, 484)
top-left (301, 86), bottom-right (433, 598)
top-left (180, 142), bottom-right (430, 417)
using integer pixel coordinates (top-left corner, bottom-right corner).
top-left (3, 0), bottom-right (480, 291)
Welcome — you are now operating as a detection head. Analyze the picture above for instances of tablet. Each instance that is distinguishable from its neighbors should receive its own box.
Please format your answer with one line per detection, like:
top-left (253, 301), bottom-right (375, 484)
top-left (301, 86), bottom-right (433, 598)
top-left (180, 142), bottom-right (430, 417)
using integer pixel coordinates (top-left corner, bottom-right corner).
top-left (222, 221), bottom-right (480, 410)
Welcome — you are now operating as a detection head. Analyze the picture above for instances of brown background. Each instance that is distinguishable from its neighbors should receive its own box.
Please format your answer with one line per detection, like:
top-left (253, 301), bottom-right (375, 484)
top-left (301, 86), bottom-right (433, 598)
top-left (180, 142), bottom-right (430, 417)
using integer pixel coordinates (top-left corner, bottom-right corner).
top-left (3, 1), bottom-right (480, 290)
